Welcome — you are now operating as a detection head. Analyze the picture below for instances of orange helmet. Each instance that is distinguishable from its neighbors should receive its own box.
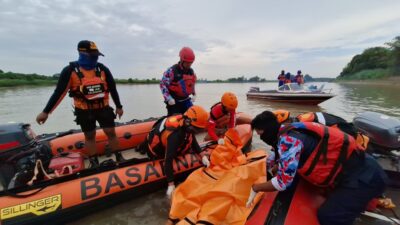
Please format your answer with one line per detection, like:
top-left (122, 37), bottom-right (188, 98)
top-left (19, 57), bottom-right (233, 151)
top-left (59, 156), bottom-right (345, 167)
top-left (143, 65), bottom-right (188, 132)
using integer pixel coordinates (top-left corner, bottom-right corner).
top-left (272, 109), bottom-right (290, 123)
top-left (184, 105), bottom-right (209, 128)
top-left (221, 92), bottom-right (238, 111)
top-left (179, 47), bottom-right (195, 63)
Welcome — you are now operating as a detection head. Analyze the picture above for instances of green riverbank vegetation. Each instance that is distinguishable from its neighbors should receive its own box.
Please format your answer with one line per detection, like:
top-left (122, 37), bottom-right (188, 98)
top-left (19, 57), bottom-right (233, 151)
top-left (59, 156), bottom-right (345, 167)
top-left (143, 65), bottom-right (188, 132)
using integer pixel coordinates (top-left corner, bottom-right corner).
top-left (337, 36), bottom-right (400, 80)
top-left (0, 69), bottom-right (331, 88)
top-left (0, 70), bottom-right (57, 87)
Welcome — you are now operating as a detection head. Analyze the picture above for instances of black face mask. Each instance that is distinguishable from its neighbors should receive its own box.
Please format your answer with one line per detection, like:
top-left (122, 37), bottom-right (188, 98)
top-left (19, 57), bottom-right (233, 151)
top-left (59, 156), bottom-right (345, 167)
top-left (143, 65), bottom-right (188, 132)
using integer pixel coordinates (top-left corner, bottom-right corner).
top-left (260, 128), bottom-right (279, 148)
top-left (260, 125), bottom-right (280, 161)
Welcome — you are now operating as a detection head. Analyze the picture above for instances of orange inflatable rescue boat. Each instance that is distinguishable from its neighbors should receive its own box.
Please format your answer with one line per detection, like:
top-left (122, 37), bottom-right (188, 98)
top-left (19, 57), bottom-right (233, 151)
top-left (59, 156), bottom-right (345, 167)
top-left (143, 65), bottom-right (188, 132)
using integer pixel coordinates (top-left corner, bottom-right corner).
top-left (0, 117), bottom-right (253, 225)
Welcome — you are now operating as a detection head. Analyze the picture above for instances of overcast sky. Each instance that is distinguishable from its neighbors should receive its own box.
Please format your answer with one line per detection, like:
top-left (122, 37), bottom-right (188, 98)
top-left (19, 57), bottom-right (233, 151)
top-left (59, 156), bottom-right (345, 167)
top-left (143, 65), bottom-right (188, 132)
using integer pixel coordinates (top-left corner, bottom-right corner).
top-left (1, 0), bottom-right (399, 79)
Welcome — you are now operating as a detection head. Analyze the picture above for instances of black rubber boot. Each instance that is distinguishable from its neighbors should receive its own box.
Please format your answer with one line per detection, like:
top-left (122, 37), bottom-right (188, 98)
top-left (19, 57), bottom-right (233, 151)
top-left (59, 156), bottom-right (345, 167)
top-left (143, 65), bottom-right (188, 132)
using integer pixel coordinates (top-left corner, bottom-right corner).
top-left (136, 142), bottom-right (147, 155)
top-left (139, 148), bottom-right (146, 155)
top-left (105, 145), bottom-right (112, 157)
top-left (115, 152), bottom-right (126, 162)
top-left (136, 141), bottom-right (148, 155)
top-left (89, 157), bottom-right (100, 168)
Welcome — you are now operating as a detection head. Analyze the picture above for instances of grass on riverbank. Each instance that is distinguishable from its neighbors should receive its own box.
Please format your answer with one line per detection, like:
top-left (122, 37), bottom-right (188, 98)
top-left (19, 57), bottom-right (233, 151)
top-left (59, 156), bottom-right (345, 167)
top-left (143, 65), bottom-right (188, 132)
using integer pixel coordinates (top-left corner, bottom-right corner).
top-left (115, 78), bottom-right (159, 84)
top-left (0, 79), bottom-right (57, 87)
top-left (0, 71), bottom-right (58, 87)
top-left (336, 73), bottom-right (400, 86)
top-left (337, 68), bottom-right (397, 80)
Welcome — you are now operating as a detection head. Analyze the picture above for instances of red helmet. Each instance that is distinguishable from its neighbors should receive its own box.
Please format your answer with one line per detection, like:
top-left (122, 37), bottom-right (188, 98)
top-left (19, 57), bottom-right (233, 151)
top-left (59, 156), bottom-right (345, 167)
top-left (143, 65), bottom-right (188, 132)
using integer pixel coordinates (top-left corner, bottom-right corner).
top-left (179, 47), bottom-right (195, 63)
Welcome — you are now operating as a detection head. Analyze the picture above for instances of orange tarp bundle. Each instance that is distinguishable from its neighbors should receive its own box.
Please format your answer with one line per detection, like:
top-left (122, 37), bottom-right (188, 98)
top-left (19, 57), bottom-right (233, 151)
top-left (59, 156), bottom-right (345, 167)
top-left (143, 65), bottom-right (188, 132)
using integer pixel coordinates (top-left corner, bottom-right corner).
top-left (208, 129), bottom-right (246, 172)
top-left (168, 129), bottom-right (267, 225)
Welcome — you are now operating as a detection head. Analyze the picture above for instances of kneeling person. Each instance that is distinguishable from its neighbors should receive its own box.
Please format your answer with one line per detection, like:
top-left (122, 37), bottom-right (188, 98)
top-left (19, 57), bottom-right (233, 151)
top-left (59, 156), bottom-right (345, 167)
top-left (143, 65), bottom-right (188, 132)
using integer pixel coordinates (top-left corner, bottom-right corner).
top-left (247, 111), bottom-right (387, 225)
top-left (207, 92), bottom-right (238, 144)
top-left (141, 105), bottom-right (210, 198)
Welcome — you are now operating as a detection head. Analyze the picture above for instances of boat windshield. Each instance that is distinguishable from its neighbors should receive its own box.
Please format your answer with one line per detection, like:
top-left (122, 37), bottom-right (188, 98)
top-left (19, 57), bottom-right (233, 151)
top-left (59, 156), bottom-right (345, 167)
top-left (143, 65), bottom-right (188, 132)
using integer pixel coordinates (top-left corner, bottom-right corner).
top-left (278, 83), bottom-right (304, 91)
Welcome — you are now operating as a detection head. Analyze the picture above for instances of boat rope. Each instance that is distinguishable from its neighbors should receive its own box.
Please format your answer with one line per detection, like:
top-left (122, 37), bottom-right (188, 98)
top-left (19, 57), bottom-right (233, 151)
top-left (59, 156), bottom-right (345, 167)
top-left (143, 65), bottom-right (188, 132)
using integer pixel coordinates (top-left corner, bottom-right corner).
top-left (4, 186), bottom-right (47, 198)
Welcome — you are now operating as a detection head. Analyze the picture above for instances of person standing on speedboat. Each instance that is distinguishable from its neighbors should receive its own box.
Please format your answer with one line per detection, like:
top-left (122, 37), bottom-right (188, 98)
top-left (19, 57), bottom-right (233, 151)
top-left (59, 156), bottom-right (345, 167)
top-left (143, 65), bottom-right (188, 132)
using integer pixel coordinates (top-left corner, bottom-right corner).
top-left (295, 70), bottom-right (305, 85)
top-left (160, 47), bottom-right (197, 116)
top-left (284, 72), bottom-right (292, 84)
top-left (277, 70), bottom-right (286, 87)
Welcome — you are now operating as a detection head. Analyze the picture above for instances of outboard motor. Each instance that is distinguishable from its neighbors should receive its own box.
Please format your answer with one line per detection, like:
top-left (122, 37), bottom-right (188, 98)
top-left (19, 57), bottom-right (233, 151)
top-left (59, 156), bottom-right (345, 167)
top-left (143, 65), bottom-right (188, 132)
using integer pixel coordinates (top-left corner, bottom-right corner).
top-left (353, 112), bottom-right (400, 170)
top-left (0, 123), bottom-right (35, 160)
top-left (353, 112), bottom-right (400, 151)
top-left (0, 123), bottom-right (51, 188)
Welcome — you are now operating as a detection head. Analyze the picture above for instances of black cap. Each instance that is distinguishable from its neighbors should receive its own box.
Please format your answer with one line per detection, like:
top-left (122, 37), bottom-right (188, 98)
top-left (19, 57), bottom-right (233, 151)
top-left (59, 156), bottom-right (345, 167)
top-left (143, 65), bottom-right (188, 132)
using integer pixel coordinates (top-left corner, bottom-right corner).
top-left (77, 40), bottom-right (104, 56)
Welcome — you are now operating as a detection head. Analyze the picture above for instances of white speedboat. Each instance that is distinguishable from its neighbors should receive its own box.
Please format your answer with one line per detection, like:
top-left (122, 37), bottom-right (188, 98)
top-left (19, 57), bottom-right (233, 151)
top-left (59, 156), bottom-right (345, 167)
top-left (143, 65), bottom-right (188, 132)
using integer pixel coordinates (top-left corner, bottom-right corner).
top-left (246, 83), bottom-right (335, 105)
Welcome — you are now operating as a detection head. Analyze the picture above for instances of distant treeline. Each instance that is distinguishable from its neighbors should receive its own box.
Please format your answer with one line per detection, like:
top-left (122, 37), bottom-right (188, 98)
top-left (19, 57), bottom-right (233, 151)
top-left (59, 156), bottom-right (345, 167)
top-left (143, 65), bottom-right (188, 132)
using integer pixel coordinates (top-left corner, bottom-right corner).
top-left (115, 78), bottom-right (160, 84)
top-left (338, 36), bottom-right (400, 80)
top-left (0, 70), bottom-right (58, 87)
top-left (118, 76), bottom-right (271, 84)
top-left (198, 75), bottom-right (333, 83)
top-left (0, 68), bottom-right (333, 88)
top-left (198, 76), bottom-right (268, 83)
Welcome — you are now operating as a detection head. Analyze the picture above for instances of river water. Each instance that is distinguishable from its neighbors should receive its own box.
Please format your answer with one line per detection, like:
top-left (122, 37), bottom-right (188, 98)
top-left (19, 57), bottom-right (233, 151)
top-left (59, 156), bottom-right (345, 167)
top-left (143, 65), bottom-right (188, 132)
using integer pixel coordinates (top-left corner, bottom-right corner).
top-left (0, 82), bottom-right (399, 224)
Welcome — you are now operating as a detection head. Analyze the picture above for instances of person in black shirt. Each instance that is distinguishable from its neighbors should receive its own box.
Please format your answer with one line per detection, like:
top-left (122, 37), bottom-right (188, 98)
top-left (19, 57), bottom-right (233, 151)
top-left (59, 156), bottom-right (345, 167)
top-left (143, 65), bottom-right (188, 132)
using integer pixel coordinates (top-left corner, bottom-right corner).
top-left (36, 40), bottom-right (124, 166)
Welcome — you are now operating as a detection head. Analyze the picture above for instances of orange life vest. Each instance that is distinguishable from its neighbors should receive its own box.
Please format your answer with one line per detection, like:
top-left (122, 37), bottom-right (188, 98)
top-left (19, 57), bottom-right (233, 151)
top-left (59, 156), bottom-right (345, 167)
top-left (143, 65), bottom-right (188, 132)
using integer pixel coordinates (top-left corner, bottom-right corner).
top-left (295, 74), bottom-right (304, 84)
top-left (167, 64), bottom-right (196, 99)
top-left (296, 112), bottom-right (369, 150)
top-left (278, 74), bottom-right (286, 81)
top-left (147, 115), bottom-right (193, 158)
top-left (279, 122), bottom-right (362, 187)
top-left (210, 102), bottom-right (228, 121)
top-left (69, 62), bottom-right (109, 110)
top-left (297, 112), bottom-right (329, 125)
